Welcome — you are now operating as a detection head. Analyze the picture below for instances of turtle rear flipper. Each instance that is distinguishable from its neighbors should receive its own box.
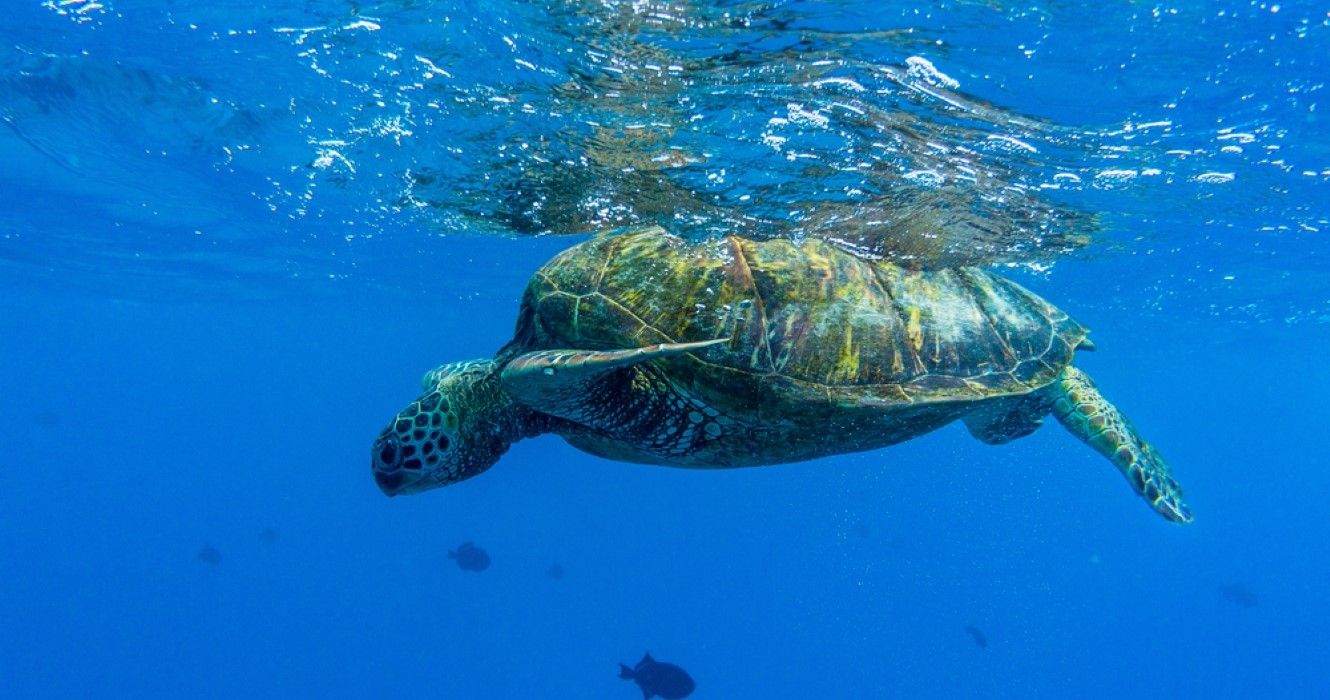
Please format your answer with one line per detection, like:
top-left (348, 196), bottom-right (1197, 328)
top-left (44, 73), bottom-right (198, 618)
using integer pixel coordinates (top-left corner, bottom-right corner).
top-left (963, 394), bottom-right (1050, 445)
top-left (1051, 366), bottom-right (1192, 524)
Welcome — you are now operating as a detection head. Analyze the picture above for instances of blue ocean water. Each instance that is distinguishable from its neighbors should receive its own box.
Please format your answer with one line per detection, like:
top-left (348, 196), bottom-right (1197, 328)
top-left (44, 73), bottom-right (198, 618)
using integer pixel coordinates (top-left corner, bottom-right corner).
top-left (3, 1), bottom-right (1328, 697)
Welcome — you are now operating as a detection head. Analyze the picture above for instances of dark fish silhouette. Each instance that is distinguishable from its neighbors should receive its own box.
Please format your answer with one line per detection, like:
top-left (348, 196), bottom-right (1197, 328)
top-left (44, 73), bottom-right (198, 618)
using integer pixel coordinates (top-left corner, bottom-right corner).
top-left (1219, 583), bottom-right (1258, 609)
top-left (619, 652), bottom-right (694, 699)
top-left (258, 527), bottom-right (279, 544)
top-left (448, 541), bottom-right (491, 572)
top-left (546, 563), bottom-right (564, 580)
top-left (964, 625), bottom-right (988, 649)
top-left (197, 545), bottom-right (222, 565)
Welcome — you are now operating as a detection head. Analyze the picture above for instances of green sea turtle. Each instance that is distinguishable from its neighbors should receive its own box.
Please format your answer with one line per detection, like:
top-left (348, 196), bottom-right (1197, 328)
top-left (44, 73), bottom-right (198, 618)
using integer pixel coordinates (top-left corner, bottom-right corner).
top-left (371, 226), bottom-right (1191, 523)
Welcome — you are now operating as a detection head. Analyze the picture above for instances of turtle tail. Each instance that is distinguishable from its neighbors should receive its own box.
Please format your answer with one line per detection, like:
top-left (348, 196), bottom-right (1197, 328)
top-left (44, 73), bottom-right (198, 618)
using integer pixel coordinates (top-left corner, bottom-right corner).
top-left (1051, 366), bottom-right (1193, 524)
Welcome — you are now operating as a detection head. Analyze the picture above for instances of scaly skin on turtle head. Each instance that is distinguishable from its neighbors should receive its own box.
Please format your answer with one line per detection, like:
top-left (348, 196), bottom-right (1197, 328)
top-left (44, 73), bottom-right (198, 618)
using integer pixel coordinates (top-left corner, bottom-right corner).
top-left (371, 359), bottom-right (542, 496)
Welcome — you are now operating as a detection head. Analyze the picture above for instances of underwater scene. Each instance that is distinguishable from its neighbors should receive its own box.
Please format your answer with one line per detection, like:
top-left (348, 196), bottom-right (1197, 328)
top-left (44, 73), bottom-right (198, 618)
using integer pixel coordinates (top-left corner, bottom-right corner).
top-left (2, 1), bottom-right (1328, 697)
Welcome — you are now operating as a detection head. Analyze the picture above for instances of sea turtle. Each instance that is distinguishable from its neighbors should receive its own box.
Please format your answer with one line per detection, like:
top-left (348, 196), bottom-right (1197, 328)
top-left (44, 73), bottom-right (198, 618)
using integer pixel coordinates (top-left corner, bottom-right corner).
top-left (371, 226), bottom-right (1191, 523)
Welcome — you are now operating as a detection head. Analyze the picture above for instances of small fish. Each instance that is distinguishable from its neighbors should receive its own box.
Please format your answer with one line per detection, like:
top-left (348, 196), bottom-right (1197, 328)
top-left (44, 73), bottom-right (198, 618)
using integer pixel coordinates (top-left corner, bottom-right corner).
top-left (258, 527), bottom-right (279, 544)
top-left (448, 541), bottom-right (491, 572)
top-left (1219, 583), bottom-right (1258, 609)
top-left (546, 563), bottom-right (564, 580)
top-left (964, 625), bottom-right (988, 649)
top-left (197, 545), bottom-right (222, 565)
top-left (619, 652), bottom-right (694, 699)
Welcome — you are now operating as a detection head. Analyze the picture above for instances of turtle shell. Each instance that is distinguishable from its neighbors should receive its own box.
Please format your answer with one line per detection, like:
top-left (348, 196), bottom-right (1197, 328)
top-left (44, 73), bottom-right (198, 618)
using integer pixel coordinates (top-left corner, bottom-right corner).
top-left (508, 226), bottom-right (1088, 410)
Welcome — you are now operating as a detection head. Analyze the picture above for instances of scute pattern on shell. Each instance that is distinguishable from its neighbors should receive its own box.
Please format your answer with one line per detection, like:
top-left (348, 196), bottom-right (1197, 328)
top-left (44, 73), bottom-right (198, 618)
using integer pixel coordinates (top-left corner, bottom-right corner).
top-left (511, 226), bottom-right (1088, 407)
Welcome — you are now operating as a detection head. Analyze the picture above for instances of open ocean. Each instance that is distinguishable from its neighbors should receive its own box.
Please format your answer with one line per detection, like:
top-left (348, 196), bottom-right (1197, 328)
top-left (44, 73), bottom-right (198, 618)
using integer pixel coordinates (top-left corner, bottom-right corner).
top-left (2, 1), bottom-right (1328, 698)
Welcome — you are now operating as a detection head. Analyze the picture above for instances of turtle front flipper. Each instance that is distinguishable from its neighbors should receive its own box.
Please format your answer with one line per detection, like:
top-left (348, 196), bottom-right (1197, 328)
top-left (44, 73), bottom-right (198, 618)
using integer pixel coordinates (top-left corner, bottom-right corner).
top-left (500, 339), bottom-right (725, 406)
top-left (499, 339), bottom-right (722, 417)
top-left (1051, 366), bottom-right (1193, 524)
top-left (500, 339), bottom-right (732, 460)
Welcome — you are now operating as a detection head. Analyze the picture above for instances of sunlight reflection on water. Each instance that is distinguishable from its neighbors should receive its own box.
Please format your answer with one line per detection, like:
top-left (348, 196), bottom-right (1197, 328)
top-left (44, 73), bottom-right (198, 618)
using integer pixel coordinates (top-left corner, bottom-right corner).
top-left (2, 1), bottom-right (1327, 323)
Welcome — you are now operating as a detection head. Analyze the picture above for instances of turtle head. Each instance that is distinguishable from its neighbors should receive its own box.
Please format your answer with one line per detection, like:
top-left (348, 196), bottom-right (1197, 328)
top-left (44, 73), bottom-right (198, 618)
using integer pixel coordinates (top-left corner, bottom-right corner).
top-left (371, 359), bottom-right (524, 496)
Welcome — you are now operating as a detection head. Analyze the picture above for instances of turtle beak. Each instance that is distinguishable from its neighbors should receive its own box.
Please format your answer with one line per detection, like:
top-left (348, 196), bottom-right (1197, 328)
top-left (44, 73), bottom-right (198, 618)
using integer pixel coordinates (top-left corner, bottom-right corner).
top-left (372, 426), bottom-right (441, 496)
top-left (371, 432), bottom-right (409, 496)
